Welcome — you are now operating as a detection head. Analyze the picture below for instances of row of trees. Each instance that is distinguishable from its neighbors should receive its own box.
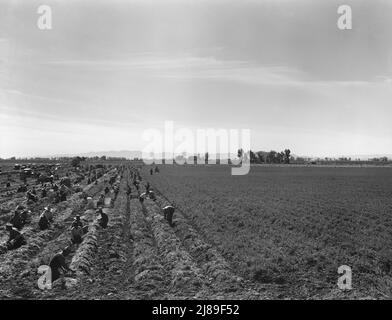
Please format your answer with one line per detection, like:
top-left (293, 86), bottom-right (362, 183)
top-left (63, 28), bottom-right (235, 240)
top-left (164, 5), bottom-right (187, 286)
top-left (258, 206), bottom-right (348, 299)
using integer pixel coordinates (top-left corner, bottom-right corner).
top-left (248, 149), bottom-right (292, 164)
top-left (169, 149), bottom-right (293, 165)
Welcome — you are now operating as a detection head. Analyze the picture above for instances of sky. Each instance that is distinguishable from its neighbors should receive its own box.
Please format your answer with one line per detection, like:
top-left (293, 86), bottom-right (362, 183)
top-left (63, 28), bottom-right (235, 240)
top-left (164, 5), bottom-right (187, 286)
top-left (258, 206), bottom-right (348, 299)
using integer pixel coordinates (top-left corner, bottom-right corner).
top-left (0, 0), bottom-right (392, 158)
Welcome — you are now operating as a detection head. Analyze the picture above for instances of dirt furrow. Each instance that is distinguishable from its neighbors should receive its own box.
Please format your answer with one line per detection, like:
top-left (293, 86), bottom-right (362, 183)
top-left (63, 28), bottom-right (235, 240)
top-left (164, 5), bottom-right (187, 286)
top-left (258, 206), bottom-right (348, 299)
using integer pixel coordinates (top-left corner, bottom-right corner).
top-left (145, 185), bottom-right (269, 299)
top-left (141, 197), bottom-right (214, 299)
top-left (52, 170), bottom-right (135, 299)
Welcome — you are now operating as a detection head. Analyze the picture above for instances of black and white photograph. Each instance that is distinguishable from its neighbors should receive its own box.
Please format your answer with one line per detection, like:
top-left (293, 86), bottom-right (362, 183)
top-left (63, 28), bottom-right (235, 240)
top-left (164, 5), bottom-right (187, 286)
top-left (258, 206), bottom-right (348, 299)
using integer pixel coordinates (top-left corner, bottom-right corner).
top-left (1, 0), bottom-right (392, 306)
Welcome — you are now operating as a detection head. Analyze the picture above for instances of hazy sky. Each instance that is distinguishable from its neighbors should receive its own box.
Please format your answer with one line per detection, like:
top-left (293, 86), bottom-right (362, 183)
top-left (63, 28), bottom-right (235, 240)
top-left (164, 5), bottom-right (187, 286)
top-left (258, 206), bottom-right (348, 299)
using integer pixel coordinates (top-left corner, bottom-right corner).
top-left (1, 0), bottom-right (392, 158)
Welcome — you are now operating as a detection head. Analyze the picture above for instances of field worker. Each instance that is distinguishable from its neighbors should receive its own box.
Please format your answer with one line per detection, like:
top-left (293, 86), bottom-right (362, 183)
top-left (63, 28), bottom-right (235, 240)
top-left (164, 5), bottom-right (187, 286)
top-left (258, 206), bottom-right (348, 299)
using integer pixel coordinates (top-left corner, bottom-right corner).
top-left (38, 212), bottom-right (50, 230)
top-left (162, 205), bottom-right (175, 227)
top-left (145, 182), bottom-right (150, 193)
top-left (5, 223), bottom-right (26, 250)
top-left (49, 247), bottom-right (72, 282)
top-left (71, 225), bottom-right (84, 244)
top-left (10, 210), bottom-right (24, 230)
top-left (114, 185), bottom-right (120, 197)
top-left (148, 190), bottom-right (156, 201)
top-left (154, 166), bottom-right (159, 173)
top-left (41, 187), bottom-right (47, 198)
top-left (97, 208), bottom-right (109, 229)
top-left (59, 190), bottom-right (67, 202)
top-left (71, 215), bottom-right (83, 229)
top-left (104, 186), bottom-right (110, 194)
top-left (97, 193), bottom-right (105, 207)
top-left (20, 209), bottom-right (31, 225)
top-left (43, 206), bottom-right (54, 222)
top-left (139, 192), bottom-right (146, 204)
top-left (26, 190), bottom-right (38, 203)
top-left (126, 184), bottom-right (132, 196)
top-left (150, 168), bottom-right (153, 175)
top-left (86, 196), bottom-right (95, 209)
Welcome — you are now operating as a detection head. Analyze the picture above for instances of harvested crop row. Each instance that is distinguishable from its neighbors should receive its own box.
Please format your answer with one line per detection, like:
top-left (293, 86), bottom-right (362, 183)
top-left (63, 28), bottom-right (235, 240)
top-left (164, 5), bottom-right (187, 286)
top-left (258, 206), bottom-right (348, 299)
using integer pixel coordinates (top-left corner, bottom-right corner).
top-left (151, 193), bottom-right (265, 299)
top-left (129, 194), bottom-right (168, 298)
top-left (63, 174), bottom-right (137, 300)
top-left (70, 219), bottom-right (99, 275)
top-left (141, 198), bottom-right (213, 299)
top-left (70, 175), bottom-right (121, 274)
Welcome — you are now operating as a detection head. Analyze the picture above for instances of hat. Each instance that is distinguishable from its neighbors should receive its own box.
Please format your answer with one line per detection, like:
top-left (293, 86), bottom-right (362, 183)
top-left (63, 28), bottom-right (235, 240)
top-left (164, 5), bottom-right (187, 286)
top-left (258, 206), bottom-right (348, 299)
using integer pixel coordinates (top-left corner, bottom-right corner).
top-left (62, 246), bottom-right (71, 256)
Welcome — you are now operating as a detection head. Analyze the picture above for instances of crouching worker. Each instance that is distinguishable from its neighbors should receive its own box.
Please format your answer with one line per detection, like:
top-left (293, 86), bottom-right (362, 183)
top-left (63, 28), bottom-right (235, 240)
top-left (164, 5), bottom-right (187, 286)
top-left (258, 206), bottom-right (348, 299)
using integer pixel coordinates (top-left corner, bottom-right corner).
top-left (49, 247), bottom-right (73, 282)
top-left (71, 225), bottom-right (84, 245)
top-left (97, 208), bottom-right (109, 229)
top-left (5, 223), bottom-right (26, 250)
top-left (148, 190), bottom-right (156, 201)
top-left (97, 193), bottom-right (105, 207)
top-left (43, 206), bottom-right (54, 222)
top-left (162, 205), bottom-right (175, 227)
top-left (10, 210), bottom-right (24, 230)
top-left (70, 215), bottom-right (88, 244)
top-left (38, 212), bottom-right (50, 230)
top-left (139, 192), bottom-right (146, 204)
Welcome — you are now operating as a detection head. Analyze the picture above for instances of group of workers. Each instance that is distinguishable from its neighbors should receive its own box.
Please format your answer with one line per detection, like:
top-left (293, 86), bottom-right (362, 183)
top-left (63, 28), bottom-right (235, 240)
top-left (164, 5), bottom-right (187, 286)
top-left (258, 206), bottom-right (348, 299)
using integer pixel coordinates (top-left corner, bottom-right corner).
top-left (133, 167), bottom-right (176, 227)
top-left (1, 165), bottom-right (178, 285)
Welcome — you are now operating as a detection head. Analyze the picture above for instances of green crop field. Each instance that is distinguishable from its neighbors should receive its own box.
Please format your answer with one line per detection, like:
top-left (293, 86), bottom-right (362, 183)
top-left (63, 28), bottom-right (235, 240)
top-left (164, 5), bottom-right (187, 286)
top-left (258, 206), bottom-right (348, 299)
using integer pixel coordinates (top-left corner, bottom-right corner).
top-left (143, 165), bottom-right (392, 299)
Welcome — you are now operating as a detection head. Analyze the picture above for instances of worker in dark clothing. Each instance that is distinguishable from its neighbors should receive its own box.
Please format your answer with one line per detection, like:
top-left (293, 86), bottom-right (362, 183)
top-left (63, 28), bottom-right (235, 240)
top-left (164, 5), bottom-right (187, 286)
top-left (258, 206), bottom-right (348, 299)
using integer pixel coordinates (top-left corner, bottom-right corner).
top-left (162, 205), bottom-right (175, 227)
top-left (20, 209), bottom-right (31, 226)
top-left (150, 168), bottom-right (153, 175)
top-left (38, 212), bottom-right (50, 230)
top-left (71, 215), bottom-right (83, 229)
top-left (71, 225), bottom-right (84, 244)
top-left (114, 185), bottom-right (120, 197)
top-left (148, 190), bottom-right (156, 201)
top-left (97, 194), bottom-right (105, 207)
top-left (10, 211), bottom-right (24, 230)
top-left (49, 248), bottom-right (72, 282)
top-left (139, 192), bottom-right (146, 204)
top-left (27, 191), bottom-right (38, 202)
top-left (70, 215), bottom-right (87, 244)
top-left (146, 182), bottom-right (150, 193)
top-left (104, 186), bottom-right (110, 194)
top-left (97, 208), bottom-right (109, 228)
top-left (5, 224), bottom-right (26, 250)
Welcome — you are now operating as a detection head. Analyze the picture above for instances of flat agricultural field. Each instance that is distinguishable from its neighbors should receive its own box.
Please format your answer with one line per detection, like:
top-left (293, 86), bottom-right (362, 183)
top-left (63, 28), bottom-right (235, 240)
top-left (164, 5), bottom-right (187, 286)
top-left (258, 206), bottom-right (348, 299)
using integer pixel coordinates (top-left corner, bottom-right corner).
top-left (143, 165), bottom-right (392, 299)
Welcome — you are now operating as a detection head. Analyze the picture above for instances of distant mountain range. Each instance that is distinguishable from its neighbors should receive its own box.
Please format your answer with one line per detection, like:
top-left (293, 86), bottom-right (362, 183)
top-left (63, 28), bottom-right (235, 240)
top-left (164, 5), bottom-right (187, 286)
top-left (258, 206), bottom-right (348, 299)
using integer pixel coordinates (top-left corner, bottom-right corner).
top-left (50, 150), bottom-right (142, 159)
